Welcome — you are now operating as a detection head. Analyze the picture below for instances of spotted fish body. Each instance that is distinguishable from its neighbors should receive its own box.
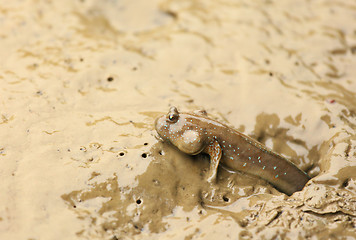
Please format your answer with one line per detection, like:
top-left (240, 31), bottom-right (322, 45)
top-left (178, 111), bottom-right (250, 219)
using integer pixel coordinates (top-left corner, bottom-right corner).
top-left (155, 107), bottom-right (310, 196)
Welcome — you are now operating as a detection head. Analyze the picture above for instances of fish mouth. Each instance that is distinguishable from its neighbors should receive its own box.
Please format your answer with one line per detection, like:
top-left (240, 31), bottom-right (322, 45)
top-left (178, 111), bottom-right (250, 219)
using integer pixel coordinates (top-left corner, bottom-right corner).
top-left (154, 115), bottom-right (168, 139)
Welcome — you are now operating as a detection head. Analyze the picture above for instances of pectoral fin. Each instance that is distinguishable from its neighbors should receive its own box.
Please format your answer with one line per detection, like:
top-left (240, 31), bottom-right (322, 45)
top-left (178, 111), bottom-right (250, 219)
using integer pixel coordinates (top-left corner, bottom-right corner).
top-left (203, 140), bottom-right (222, 183)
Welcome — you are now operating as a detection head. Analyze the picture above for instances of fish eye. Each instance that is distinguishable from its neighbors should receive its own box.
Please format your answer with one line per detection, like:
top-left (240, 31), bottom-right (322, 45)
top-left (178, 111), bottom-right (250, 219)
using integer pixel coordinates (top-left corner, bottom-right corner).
top-left (167, 113), bottom-right (178, 123)
top-left (166, 106), bottom-right (179, 123)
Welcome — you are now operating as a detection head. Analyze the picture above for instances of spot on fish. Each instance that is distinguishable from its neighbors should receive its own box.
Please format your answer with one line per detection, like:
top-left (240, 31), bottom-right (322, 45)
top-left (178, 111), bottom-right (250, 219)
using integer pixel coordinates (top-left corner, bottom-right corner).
top-left (182, 130), bottom-right (200, 144)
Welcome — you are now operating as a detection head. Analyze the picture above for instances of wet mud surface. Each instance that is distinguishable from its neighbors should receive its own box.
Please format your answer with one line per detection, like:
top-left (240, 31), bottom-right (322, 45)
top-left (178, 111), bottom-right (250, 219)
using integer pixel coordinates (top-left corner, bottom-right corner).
top-left (1, 0), bottom-right (356, 239)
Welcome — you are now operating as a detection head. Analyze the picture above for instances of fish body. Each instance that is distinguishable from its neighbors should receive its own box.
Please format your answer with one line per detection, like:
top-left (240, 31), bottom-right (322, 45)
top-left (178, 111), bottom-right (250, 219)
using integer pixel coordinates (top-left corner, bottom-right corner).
top-left (155, 107), bottom-right (310, 195)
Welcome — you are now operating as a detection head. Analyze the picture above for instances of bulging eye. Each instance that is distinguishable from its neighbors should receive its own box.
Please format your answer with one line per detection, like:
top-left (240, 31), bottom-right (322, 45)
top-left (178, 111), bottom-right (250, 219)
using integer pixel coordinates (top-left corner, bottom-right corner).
top-left (166, 106), bottom-right (179, 123)
top-left (167, 113), bottom-right (178, 123)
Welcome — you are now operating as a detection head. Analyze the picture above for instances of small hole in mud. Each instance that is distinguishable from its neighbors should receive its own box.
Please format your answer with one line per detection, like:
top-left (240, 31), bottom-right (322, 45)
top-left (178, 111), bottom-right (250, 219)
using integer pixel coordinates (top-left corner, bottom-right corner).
top-left (136, 199), bottom-right (142, 204)
top-left (141, 153), bottom-right (147, 158)
top-left (342, 179), bottom-right (349, 188)
top-left (269, 72), bottom-right (273, 76)
top-left (159, 150), bottom-right (163, 155)
top-left (107, 76), bottom-right (114, 82)
top-left (223, 196), bottom-right (229, 202)
top-left (73, 205), bottom-right (77, 208)
top-left (144, 142), bottom-right (148, 146)
top-left (119, 152), bottom-right (125, 156)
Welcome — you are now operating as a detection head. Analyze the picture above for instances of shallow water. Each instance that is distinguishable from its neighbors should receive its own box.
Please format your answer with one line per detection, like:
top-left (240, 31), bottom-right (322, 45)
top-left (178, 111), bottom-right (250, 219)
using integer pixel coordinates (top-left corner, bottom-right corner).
top-left (0, 0), bottom-right (355, 239)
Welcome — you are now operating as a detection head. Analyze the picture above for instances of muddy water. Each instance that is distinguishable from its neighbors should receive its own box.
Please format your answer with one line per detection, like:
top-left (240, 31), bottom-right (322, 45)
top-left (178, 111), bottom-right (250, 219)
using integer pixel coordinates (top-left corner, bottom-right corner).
top-left (1, 0), bottom-right (356, 239)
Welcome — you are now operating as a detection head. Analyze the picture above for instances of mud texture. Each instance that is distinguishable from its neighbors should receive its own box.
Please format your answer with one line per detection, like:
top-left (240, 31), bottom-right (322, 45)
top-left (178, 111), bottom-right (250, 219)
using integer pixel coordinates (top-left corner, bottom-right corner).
top-left (0, 0), bottom-right (355, 239)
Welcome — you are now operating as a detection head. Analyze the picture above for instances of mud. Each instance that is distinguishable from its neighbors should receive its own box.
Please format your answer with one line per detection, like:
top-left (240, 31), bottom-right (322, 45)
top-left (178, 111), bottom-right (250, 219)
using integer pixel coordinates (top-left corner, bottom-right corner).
top-left (0, 0), bottom-right (355, 239)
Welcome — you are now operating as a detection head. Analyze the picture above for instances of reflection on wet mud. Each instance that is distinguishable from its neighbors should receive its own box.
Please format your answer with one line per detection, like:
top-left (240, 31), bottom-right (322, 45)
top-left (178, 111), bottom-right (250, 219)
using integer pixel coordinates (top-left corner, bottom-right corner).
top-left (62, 130), bottom-right (356, 239)
top-left (62, 140), bottom-right (278, 238)
top-left (62, 142), bottom-right (201, 237)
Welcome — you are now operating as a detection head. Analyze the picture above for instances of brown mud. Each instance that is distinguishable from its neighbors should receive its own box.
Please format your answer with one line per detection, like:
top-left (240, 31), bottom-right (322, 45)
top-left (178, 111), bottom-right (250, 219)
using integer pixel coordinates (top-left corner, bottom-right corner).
top-left (0, 0), bottom-right (355, 239)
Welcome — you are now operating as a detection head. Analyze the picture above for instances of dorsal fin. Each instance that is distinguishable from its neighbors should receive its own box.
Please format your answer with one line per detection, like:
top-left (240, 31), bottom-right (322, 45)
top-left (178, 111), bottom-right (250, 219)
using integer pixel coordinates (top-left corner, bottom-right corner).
top-left (194, 109), bottom-right (208, 116)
